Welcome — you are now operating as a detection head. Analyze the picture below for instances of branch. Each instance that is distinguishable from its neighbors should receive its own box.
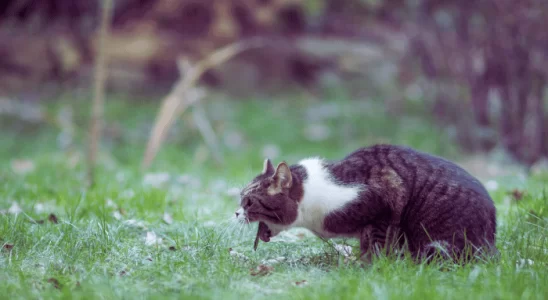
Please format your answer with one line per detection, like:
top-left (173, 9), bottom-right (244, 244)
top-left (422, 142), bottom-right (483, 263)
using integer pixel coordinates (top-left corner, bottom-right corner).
top-left (87, 0), bottom-right (113, 187)
top-left (141, 38), bottom-right (264, 169)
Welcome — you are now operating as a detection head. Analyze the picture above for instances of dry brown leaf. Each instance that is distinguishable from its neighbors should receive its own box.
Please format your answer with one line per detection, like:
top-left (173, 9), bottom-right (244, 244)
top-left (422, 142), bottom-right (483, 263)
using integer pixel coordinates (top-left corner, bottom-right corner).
top-left (250, 264), bottom-right (274, 276)
top-left (47, 278), bottom-right (61, 289)
top-left (48, 213), bottom-right (59, 224)
top-left (509, 189), bottom-right (525, 201)
top-left (295, 280), bottom-right (308, 286)
top-left (3, 244), bottom-right (14, 251)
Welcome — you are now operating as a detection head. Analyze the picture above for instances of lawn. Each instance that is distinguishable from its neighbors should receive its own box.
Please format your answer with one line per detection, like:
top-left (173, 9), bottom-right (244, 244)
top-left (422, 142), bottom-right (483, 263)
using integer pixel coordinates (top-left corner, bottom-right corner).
top-left (0, 93), bottom-right (546, 299)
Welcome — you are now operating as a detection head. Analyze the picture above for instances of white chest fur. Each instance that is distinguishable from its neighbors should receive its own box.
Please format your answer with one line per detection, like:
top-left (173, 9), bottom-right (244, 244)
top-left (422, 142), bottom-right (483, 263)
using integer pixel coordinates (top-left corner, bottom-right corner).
top-left (291, 158), bottom-right (364, 237)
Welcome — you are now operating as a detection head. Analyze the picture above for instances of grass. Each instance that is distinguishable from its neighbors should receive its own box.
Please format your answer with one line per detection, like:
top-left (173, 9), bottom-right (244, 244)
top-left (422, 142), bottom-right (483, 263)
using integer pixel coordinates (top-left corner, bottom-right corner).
top-left (0, 92), bottom-right (546, 299)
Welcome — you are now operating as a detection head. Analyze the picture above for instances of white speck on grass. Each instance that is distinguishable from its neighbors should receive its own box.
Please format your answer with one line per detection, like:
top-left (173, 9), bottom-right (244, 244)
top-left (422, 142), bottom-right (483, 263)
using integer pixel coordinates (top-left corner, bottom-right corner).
top-left (176, 174), bottom-right (201, 189)
top-left (261, 257), bottom-right (286, 265)
top-left (8, 202), bottom-right (22, 214)
top-left (203, 220), bottom-right (217, 227)
top-left (112, 211), bottom-right (123, 220)
top-left (145, 231), bottom-right (163, 246)
top-left (229, 249), bottom-right (249, 261)
top-left (271, 228), bottom-right (313, 243)
top-left (468, 266), bottom-right (482, 283)
top-left (106, 198), bottom-right (117, 208)
top-left (143, 172), bottom-right (171, 188)
top-left (516, 258), bottom-right (534, 269)
top-left (334, 244), bottom-right (353, 257)
top-left (116, 171), bottom-right (127, 183)
top-left (124, 219), bottom-right (148, 230)
top-left (34, 203), bottom-right (45, 214)
top-left (120, 189), bottom-right (136, 199)
top-left (485, 180), bottom-right (499, 191)
top-left (163, 212), bottom-right (173, 225)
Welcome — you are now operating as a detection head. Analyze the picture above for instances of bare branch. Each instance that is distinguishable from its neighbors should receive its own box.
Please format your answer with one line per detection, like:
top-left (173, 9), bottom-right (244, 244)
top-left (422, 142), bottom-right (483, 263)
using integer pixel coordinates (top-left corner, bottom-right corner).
top-left (87, 0), bottom-right (113, 186)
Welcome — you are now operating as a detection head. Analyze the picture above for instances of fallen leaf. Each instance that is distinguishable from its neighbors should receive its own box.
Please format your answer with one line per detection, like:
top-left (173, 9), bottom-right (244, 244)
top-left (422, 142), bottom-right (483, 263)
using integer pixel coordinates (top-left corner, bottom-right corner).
top-left (47, 278), bottom-right (61, 289)
top-left (250, 264), bottom-right (274, 276)
top-left (163, 212), bottom-right (173, 225)
top-left (145, 231), bottom-right (163, 246)
top-left (3, 244), bottom-right (14, 251)
top-left (169, 246), bottom-right (177, 251)
top-left (7, 202), bottom-right (22, 214)
top-left (295, 280), bottom-right (308, 286)
top-left (509, 189), bottom-right (525, 201)
top-left (11, 159), bottom-right (35, 174)
top-left (48, 213), bottom-right (59, 224)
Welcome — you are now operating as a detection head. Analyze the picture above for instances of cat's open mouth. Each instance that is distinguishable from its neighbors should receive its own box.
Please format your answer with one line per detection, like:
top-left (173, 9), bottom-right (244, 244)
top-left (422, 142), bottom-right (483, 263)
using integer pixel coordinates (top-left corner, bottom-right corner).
top-left (253, 221), bottom-right (272, 251)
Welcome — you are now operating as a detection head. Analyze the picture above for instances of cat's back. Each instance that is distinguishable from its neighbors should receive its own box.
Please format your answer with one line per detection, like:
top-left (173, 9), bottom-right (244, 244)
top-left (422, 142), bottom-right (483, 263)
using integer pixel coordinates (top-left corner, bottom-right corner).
top-left (344, 144), bottom-right (491, 199)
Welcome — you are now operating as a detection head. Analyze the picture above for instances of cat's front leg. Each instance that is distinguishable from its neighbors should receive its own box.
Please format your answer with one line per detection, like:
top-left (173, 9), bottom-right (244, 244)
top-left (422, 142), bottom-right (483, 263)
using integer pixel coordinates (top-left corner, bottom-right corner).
top-left (360, 223), bottom-right (404, 263)
top-left (359, 225), bottom-right (383, 263)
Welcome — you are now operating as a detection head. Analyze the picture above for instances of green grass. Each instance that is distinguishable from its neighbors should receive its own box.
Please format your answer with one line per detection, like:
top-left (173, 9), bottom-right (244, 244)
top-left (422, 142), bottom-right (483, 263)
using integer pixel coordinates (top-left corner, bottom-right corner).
top-left (0, 93), bottom-right (546, 299)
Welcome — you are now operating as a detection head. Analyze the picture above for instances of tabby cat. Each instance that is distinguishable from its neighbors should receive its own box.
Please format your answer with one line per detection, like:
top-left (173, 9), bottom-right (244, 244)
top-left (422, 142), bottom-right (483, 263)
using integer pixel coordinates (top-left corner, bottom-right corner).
top-left (235, 144), bottom-right (497, 262)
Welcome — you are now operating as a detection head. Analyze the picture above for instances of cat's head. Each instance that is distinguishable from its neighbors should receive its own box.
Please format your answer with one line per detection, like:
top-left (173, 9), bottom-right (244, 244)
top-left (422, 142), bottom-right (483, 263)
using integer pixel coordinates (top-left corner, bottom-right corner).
top-left (235, 159), bottom-right (301, 238)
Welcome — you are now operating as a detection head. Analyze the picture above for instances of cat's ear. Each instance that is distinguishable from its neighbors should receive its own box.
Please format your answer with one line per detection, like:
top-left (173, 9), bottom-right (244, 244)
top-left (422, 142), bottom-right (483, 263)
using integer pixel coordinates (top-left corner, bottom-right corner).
top-left (268, 162), bottom-right (292, 194)
top-left (262, 158), bottom-right (274, 175)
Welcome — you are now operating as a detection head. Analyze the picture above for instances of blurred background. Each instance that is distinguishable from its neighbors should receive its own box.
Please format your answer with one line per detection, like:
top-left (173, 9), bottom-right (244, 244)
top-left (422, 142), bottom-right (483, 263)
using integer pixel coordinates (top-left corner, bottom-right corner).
top-left (1, 0), bottom-right (547, 180)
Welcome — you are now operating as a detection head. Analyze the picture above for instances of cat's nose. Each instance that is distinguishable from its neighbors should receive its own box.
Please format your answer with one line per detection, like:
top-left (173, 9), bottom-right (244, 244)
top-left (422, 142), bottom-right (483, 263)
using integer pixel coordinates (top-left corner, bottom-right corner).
top-left (235, 211), bottom-right (240, 217)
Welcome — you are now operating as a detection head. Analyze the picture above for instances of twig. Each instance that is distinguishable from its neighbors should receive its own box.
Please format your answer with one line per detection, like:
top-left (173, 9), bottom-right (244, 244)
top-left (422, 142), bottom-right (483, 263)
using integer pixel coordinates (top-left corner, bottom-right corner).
top-left (141, 38), bottom-right (264, 169)
top-left (192, 100), bottom-right (224, 164)
top-left (87, 0), bottom-right (113, 186)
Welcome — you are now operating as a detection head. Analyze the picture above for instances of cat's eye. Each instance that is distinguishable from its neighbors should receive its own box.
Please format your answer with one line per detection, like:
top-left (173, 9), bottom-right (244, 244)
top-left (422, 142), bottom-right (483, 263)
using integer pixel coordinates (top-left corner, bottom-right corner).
top-left (243, 197), bottom-right (252, 208)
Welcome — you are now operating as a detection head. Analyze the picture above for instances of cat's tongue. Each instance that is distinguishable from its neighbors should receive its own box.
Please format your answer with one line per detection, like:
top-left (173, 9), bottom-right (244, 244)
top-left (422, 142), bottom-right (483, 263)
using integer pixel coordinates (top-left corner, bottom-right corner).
top-left (253, 222), bottom-right (271, 251)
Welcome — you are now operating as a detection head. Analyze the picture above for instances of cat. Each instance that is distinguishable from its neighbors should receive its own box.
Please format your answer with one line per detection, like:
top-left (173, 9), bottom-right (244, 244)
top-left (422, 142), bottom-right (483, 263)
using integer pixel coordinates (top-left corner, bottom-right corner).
top-left (235, 144), bottom-right (498, 263)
